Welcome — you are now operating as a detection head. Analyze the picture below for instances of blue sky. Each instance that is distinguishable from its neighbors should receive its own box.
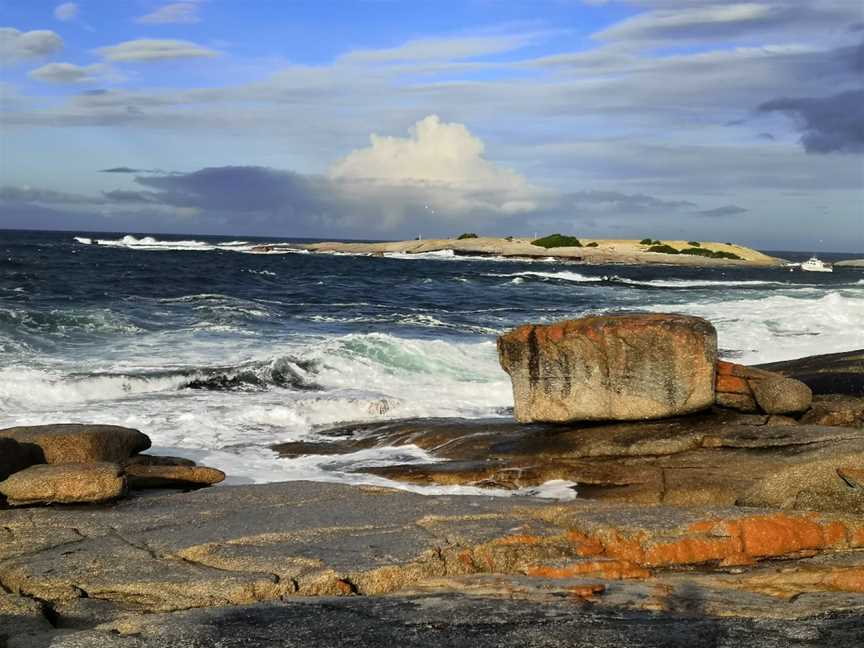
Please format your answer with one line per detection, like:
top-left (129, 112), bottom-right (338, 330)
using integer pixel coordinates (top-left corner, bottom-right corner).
top-left (1, 0), bottom-right (862, 250)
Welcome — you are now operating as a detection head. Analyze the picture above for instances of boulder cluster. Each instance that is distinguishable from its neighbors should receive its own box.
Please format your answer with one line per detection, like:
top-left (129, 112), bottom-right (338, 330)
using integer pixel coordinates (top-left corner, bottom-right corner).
top-left (498, 313), bottom-right (813, 422)
top-left (0, 424), bottom-right (224, 506)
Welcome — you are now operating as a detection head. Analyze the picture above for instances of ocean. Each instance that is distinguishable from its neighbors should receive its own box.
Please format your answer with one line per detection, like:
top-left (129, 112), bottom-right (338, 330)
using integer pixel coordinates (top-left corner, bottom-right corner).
top-left (2, 229), bottom-right (862, 498)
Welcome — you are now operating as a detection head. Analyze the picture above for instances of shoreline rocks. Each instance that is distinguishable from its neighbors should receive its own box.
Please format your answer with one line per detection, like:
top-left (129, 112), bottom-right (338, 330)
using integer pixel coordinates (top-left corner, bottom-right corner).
top-left (0, 424), bottom-right (225, 507)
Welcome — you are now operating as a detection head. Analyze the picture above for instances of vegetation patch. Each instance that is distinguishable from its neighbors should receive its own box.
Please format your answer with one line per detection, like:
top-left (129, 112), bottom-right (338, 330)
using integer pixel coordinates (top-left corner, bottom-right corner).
top-left (640, 238), bottom-right (662, 245)
top-left (532, 234), bottom-right (583, 248)
top-left (688, 241), bottom-right (701, 247)
top-left (456, 233), bottom-right (478, 240)
top-left (680, 247), bottom-right (742, 260)
top-left (586, 242), bottom-right (599, 247)
top-left (647, 244), bottom-right (680, 254)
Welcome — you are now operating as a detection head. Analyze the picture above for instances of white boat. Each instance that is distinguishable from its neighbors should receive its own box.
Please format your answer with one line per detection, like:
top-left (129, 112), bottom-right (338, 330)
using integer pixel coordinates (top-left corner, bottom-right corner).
top-left (800, 256), bottom-right (833, 273)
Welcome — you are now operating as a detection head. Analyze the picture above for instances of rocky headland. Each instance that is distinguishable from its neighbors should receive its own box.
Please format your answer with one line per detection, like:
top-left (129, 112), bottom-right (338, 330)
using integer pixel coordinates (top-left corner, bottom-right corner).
top-left (2, 314), bottom-right (864, 647)
top-left (257, 236), bottom-right (786, 267)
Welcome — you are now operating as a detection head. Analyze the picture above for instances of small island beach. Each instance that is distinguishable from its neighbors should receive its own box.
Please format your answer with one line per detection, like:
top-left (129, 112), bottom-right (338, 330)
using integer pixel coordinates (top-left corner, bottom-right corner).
top-left (289, 237), bottom-right (785, 267)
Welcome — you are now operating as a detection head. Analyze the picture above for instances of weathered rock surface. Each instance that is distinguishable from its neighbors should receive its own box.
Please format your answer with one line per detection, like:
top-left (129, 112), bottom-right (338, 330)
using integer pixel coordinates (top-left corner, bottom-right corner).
top-left (801, 395), bottom-right (864, 428)
top-left (498, 314), bottom-right (717, 422)
top-left (276, 412), bottom-right (864, 512)
top-left (714, 361), bottom-right (812, 415)
top-left (124, 464), bottom-right (225, 489)
top-left (3, 482), bottom-right (864, 647)
top-left (751, 376), bottom-right (813, 414)
top-left (0, 438), bottom-right (42, 482)
top-left (758, 349), bottom-right (864, 396)
top-left (0, 463), bottom-right (126, 506)
top-left (0, 424), bottom-right (150, 465)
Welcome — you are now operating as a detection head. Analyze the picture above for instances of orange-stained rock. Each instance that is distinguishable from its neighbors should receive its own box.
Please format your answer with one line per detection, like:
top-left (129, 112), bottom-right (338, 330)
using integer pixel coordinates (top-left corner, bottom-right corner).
top-left (715, 361), bottom-right (813, 415)
top-left (498, 314), bottom-right (717, 422)
top-left (526, 559), bottom-right (650, 580)
top-left (561, 510), bottom-right (864, 570)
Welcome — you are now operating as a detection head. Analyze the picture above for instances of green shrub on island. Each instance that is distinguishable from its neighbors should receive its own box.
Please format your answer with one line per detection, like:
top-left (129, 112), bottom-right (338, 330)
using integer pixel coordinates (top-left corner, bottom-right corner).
top-left (688, 241), bottom-right (701, 247)
top-left (456, 233), bottom-right (478, 240)
top-left (639, 238), bottom-right (653, 245)
top-left (532, 233), bottom-right (583, 248)
top-left (586, 242), bottom-right (599, 247)
top-left (680, 247), bottom-right (742, 260)
top-left (647, 244), bottom-right (680, 254)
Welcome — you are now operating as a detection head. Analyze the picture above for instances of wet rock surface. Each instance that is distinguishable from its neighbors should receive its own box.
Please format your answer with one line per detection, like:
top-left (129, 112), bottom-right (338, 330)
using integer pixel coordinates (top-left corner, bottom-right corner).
top-left (3, 482), bottom-right (864, 647)
top-left (277, 409), bottom-right (864, 512)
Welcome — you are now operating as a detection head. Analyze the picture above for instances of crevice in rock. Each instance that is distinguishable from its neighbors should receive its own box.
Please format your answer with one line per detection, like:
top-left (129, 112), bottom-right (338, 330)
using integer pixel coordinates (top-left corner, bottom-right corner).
top-left (0, 571), bottom-right (60, 629)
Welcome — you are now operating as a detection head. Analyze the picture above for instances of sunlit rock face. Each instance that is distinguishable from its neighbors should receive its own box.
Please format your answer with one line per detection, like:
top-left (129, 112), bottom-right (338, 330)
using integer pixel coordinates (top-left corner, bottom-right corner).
top-left (497, 314), bottom-right (717, 423)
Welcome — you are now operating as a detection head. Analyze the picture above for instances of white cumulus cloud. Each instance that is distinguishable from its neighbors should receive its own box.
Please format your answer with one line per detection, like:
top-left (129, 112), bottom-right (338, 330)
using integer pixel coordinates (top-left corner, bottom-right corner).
top-left (330, 115), bottom-right (541, 218)
top-left (331, 115), bottom-right (529, 192)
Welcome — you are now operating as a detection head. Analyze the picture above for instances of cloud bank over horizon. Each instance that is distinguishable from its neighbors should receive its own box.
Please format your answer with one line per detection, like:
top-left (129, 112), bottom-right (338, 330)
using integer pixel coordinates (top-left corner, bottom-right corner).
top-left (0, 0), bottom-right (862, 250)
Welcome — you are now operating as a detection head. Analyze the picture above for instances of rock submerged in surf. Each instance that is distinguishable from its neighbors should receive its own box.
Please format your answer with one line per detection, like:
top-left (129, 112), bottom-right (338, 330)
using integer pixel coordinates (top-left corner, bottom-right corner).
top-left (497, 313), bottom-right (717, 423)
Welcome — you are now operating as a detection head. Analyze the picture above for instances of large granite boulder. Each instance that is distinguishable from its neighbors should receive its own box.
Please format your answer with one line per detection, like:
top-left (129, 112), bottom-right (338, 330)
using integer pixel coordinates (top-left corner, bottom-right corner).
top-left (0, 463), bottom-right (126, 506)
top-left (0, 424), bottom-right (150, 464)
top-left (497, 313), bottom-right (717, 422)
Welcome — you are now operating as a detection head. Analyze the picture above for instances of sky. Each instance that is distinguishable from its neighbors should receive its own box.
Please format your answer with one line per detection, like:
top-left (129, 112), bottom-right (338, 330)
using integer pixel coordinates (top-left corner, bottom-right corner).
top-left (0, 0), bottom-right (862, 251)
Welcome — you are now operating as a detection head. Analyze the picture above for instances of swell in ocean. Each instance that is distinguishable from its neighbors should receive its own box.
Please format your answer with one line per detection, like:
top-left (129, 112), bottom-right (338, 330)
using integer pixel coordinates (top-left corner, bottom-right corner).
top-left (1, 230), bottom-right (862, 497)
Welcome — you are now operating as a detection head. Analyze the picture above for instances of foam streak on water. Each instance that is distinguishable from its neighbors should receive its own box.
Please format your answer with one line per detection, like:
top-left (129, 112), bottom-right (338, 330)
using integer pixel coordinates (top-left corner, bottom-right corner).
top-left (1, 230), bottom-right (861, 498)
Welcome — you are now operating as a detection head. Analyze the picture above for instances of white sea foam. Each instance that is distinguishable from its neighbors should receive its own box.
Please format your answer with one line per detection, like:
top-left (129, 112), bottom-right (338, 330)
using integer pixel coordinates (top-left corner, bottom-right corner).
top-left (640, 291), bottom-right (864, 363)
top-left (495, 270), bottom-right (803, 288)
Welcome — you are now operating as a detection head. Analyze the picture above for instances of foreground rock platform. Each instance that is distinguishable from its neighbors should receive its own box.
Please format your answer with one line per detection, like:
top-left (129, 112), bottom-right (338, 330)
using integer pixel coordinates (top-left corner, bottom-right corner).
top-left (3, 481), bottom-right (864, 647)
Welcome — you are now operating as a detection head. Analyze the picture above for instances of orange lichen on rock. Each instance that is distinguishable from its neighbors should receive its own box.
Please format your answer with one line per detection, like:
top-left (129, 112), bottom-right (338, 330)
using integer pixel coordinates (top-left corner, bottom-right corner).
top-left (716, 374), bottom-right (752, 395)
top-left (493, 534), bottom-right (545, 546)
top-left (723, 514), bottom-right (842, 558)
top-left (526, 559), bottom-right (650, 580)
top-left (565, 513), bottom-right (864, 571)
top-left (568, 584), bottom-right (606, 599)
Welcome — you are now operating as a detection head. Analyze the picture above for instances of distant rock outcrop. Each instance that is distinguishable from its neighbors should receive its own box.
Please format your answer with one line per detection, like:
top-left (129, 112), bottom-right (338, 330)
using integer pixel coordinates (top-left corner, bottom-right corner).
top-left (497, 313), bottom-right (718, 422)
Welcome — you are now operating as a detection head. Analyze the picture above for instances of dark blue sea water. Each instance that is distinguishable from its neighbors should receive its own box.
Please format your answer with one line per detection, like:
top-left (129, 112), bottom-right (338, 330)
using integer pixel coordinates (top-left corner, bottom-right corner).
top-left (2, 229), bottom-right (862, 495)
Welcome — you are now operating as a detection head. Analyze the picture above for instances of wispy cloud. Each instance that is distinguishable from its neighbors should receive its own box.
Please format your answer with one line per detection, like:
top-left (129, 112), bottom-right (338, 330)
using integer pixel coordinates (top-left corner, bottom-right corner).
top-left (53, 3), bottom-right (79, 22)
top-left (96, 38), bottom-right (218, 62)
top-left (135, 1), bottom-right (204, 25)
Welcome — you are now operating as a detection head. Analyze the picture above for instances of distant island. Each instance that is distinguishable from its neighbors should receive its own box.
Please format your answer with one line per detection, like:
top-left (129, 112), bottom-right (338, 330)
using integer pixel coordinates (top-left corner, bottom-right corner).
top-left (259, 235), bottom-right (785, 267)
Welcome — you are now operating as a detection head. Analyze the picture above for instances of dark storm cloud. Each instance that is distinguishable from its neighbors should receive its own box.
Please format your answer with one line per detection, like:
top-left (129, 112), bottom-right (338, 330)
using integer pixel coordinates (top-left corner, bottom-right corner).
top-left (101, 190), bottom-right (161, 203)
top-left (758, 89), bottom-right (864, 154)
top-left (133, 166), bottom-right (330, 213)
top-left (101, 166), bottom-right (149, 174)
top-left (695, 205), bottom-right (749, 218)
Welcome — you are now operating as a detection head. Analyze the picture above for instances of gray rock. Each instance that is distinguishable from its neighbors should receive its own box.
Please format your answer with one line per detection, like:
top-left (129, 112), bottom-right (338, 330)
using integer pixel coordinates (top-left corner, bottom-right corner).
top-left (0, 463), bottom-right (126, 506)
top-left (751, 376), bottom-right (813, 414)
